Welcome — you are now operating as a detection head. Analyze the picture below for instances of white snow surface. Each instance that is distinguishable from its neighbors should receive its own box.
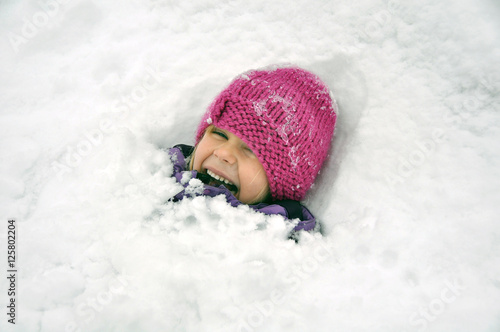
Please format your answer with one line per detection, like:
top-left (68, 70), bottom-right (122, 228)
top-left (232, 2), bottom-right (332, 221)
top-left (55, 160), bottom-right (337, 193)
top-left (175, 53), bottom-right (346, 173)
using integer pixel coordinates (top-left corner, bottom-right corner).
top-left (1, 0), bottom-right (499, 331)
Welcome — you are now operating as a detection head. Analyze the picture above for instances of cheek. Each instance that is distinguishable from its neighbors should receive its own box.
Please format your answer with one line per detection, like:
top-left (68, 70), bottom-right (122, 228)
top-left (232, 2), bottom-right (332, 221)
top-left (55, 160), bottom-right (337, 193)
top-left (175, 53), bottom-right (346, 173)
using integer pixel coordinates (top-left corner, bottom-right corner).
top-left (242, 161), bottom-right (269, 190)
top-left (192, 141), bottom-right (212, 171)
top-left (255, 172), bottom-right (269, 192)
top-left (238, 167), bottom-right (269, 203)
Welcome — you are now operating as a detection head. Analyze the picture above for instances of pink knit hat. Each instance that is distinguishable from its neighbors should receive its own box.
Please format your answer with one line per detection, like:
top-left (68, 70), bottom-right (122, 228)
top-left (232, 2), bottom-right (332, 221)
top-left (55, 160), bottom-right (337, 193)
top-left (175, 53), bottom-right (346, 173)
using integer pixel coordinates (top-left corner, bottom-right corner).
top-left (195, 65), bottom-right (337, 201)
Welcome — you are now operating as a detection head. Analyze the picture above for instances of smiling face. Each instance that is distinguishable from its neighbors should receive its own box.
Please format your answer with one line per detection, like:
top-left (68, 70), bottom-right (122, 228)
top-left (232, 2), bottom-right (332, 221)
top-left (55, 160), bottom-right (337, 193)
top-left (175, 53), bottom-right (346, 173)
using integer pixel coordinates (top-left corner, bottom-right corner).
top-left (191, 126), bottom-right (270, 204)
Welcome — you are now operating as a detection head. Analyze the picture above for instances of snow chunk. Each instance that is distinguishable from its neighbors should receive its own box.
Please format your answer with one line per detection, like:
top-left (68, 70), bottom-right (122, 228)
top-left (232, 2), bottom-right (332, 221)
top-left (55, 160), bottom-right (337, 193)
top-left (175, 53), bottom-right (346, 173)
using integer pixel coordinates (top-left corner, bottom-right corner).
top-left (184, 178), bottom-right (204, 196)
top-left (180, 171), bottom-right (192, 185)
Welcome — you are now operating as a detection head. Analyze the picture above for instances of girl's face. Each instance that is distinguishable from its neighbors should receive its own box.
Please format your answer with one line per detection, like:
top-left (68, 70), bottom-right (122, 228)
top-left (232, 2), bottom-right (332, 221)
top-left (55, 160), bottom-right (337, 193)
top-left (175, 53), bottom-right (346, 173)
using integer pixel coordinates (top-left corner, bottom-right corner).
top-left (192, 126), bottom-right (270, 204)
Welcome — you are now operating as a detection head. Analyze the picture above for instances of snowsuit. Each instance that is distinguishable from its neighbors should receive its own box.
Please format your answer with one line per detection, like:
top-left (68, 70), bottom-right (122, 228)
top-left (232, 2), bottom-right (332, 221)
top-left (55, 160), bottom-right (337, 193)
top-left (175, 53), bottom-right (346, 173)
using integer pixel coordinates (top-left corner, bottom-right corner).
top-left (168, 145), bottom-right (317, 232)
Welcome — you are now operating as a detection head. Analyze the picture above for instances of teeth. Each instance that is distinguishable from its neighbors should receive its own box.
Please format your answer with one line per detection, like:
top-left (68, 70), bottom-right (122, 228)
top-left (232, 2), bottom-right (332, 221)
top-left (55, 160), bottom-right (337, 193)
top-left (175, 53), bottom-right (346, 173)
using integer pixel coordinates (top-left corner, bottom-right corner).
top-left (207, 169), bottom-right (234, 186)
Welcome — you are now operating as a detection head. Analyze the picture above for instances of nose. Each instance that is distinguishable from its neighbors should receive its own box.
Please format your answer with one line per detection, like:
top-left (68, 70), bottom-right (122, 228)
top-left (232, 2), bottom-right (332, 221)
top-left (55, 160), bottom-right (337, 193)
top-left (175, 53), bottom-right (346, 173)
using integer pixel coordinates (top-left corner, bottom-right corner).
top-left (213, 144), bottom-right (237, 164)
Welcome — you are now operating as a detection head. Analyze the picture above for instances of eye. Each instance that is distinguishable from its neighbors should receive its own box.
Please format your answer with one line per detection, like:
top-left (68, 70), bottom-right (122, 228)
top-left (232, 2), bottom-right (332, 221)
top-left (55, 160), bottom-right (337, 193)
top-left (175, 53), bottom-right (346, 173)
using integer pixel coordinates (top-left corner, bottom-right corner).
top-left (213, 130), bottom-right (228, 140)
top-left (243, 146), bottom-right (256, 156)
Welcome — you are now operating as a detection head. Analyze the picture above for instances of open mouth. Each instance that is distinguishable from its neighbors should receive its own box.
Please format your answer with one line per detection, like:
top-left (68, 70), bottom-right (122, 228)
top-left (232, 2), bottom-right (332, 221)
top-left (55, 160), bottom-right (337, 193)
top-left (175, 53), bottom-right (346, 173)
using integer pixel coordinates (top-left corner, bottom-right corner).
top-left (205, 169), bottom-right (238, 195)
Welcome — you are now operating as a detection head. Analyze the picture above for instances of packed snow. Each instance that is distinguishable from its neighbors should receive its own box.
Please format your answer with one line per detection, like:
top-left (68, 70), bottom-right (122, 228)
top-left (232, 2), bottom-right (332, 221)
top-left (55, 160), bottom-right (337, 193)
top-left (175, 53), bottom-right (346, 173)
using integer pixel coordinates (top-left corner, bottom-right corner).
top-left (1, 0), bottom-right (499, 331)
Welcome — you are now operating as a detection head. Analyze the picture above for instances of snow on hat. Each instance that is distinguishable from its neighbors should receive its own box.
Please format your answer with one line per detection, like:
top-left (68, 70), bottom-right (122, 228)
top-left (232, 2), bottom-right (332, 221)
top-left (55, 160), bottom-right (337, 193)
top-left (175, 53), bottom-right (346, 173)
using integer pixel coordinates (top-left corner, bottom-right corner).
top-left (195, 65), bottom-right (337, 201)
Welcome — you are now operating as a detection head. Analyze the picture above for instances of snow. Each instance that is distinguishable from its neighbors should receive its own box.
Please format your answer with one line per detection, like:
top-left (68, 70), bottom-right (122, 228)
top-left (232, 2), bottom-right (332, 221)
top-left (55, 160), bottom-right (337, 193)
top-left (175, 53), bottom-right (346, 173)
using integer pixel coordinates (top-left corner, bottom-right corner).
top-left (1, 0), bottom-right (499, 331)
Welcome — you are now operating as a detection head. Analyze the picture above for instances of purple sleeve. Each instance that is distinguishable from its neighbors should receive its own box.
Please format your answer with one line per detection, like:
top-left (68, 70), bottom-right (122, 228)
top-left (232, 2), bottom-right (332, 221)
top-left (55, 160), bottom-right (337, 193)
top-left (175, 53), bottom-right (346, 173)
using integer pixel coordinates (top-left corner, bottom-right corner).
top-left (294, 206), bottom-right (316, 231)
top-left (167, 147), bottom-right (199, 200)
top-left (250, 203), bottom-right (316, 232)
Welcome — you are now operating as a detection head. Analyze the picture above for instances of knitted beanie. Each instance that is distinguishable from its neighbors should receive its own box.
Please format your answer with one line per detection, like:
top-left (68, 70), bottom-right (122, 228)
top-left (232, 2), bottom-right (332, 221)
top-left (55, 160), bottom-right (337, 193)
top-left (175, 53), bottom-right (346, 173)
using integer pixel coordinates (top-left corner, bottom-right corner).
top-left (195, 65), bottom-right (337, 201)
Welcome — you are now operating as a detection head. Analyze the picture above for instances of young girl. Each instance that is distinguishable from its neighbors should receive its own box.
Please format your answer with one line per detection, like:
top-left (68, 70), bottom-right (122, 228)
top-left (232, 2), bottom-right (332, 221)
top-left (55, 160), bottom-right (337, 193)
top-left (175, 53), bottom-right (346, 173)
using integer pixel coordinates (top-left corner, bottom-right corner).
top-left (168, 65), bottom-right (337, 232)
